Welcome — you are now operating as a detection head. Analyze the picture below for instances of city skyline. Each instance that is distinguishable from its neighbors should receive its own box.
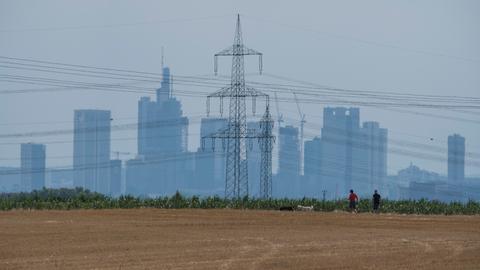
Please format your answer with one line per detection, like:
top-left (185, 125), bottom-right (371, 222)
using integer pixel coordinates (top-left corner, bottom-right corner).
top-left (0, 2), bottom-right (479, 203)
top-left (1, 3), bottom-right (480, 269)
top-left (0, 53), bottom-right (476, 199)
top-left (1, 1), bottom-right (479, 177)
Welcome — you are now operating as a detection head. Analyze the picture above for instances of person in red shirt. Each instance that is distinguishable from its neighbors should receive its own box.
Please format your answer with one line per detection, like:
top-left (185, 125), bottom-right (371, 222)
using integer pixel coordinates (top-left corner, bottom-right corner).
top-left (348, 189), bottom-right (359, 213)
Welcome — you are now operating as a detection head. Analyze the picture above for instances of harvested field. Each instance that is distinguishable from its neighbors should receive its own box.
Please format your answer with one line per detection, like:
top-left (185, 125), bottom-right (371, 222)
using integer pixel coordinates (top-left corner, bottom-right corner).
top-left (1, 209), bottom-right (479, 269)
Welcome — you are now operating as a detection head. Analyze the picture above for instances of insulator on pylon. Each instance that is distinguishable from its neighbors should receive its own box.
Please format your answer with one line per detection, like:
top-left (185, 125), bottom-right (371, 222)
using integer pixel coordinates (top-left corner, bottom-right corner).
top-left (211, 138), bottom-right (216, 151)
top-left (222, 138), bottom-right (226, 150)
top-left (206, 97), bottom-right (210, 117)
top-left (252, 96), bottom-right (256, 116)
top-left (220, 96), bottom-right (224, 116)
top-left (214, 55), bottom-right (218, 75)
top-left (259, 54), bottom-right (263, 75)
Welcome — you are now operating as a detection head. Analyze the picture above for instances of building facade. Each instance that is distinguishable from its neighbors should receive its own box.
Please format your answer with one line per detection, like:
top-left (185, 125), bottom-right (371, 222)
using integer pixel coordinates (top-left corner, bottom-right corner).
top-left (448, 134), bottom-right (465, 182)
top-left (73, 109), bottom-right (111, 194)
top-left (195, 117), bottom-right (228, 195)
top-left (127, 65), bottom-right (190, 196)
top-left (109, 159), bottom-right (122, 196)
top-left (317, 108), bottom-right (387, 198)
top-left (303, 136), bottom-right (322, 197)
top-left (319, 107), bottom-right (360, 199)
top-left (354, 121), bottom-right (388, 195)
top-left (20, 143), bottom-right (46, 191)
top-left (275, 125), bottom-right (300, 197)
top-left (247, 121), bottom-right (261, 197)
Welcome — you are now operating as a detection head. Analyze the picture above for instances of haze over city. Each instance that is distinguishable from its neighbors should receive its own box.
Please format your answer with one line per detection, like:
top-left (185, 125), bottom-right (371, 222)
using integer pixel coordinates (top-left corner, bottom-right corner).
top-left (2, 2), bottom-right (480, 269)
top-left (0, 0), bottom-right (479, 200)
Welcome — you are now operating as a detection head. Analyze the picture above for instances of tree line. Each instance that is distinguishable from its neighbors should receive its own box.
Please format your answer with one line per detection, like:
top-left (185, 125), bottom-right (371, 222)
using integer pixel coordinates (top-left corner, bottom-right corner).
top-left (0, 188), bottom-right (479, 215)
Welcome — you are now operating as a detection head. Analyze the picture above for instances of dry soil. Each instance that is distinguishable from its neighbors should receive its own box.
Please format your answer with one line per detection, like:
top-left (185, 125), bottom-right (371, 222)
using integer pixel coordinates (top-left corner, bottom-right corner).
top-left (0, 209), bottom-right (479, 269)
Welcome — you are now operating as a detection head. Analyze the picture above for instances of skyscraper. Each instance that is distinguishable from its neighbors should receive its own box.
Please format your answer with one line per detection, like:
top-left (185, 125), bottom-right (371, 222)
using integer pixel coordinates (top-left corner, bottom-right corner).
top-left (195, 117), bottom-right (228, 194)
top-left (276, 125), bottom-right (300, 197)
top-left (303, 136), bottom-right (322, 197)
top-left (137, 65), bottom-right (188, 158)
top-left (319, 107), bottom-right (360, 199)
top-left (355, 121), bottom-right (387, 194)
top-left (128, 62), bottom-right (190, 196)
top-left (73, 110), bottom-right (111, 194)
top-left (109, 159), bottom-right (122, 196)
top-left (247, 121), bottom-right (261, 197)
top-left (448, 134), bottom-right (465, 182)
top-left (304, 137), bottom-right (322, 180)
top-left (157, 66), bottom-right (171, 103)
top-left (318, 108), bottom-right (387, 198)
top-left (20, 143), bottom-right (46, 191)
top-left (137, 97), bottom-right (156, 157)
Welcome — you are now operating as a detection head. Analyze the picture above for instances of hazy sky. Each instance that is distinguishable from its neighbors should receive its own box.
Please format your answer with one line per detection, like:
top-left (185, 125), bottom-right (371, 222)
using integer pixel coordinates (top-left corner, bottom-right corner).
top-left (1, 0), bottom-right (479, 176)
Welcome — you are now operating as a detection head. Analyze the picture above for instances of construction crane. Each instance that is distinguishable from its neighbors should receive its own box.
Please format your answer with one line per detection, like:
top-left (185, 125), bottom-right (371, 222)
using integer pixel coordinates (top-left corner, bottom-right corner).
top-left (111, 151), bottom-right (131, 160)
top-left (293, 92), bottom-right (306, 176)
top-left (273, 92), bottom-right (284, 128)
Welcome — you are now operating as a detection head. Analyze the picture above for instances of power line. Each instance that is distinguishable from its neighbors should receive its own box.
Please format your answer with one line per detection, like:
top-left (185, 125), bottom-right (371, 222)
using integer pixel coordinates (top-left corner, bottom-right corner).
top-left (2, 55), bottom-right (479, 103)
top-left (1, 113), bottom-right (478, 165)
top-left (0, 14), bottom-right (232, 33)
top-left (2, 72), bottom-right (478, 124)
top-left (242, 15), bottom-right (480, 65)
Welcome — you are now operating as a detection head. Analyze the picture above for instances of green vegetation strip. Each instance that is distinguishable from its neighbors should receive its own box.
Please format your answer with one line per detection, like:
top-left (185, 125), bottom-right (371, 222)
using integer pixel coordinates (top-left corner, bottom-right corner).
top-left (1, 188), bottom-right (479, 215)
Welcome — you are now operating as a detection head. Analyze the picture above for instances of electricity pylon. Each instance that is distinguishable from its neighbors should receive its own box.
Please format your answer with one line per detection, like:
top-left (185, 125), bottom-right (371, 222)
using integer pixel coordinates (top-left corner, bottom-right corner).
top-left (204, 14), bottom-right (270, 199)
top-left (259, 105), bottom-right (274, 198)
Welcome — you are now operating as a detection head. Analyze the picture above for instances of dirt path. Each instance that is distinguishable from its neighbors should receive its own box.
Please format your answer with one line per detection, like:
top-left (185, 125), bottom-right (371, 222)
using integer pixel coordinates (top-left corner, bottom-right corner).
top-left (1, 209), bottom-right (479, 269)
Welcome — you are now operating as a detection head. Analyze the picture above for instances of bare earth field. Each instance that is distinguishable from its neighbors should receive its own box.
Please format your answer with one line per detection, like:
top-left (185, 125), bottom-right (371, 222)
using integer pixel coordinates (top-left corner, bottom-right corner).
top-left (0, 209), bottom-right (479, 270)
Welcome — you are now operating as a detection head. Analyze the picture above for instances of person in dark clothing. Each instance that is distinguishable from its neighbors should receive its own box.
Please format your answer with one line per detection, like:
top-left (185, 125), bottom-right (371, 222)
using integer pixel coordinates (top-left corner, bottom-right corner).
top-left (348, 189), bottom-right (359, 213)
top-left (372, 190), bottom-right (381, 213)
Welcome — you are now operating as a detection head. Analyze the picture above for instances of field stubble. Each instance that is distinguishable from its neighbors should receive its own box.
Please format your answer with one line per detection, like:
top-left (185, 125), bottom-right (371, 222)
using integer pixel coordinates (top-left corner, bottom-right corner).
top-left (0, 209), bottom-right (479, 269)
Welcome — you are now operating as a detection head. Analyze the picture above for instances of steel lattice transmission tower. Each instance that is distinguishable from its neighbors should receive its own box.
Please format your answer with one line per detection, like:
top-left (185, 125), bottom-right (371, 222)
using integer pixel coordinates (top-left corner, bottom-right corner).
top-left (259, 106), bottom-right (275, 198)
top-left (204, 14), bottom-right (272, 199)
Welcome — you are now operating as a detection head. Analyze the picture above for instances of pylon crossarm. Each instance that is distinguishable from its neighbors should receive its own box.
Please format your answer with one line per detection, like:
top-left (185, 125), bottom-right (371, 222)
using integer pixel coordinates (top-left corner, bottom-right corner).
top-left (207, 86), bottom-right (232, 98)
top-left (244, 87), bottom-right (268, 98)
top-left (215, 46), bottom-right (235, 56)
top-left (215, 45), bottom-right (262, 56)
top-left (241, 45), bottom-right (262, 56)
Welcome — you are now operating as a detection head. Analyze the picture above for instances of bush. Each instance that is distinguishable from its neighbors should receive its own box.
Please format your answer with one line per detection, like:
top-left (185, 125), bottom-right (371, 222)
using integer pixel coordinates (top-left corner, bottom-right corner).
top-left (0, 188), bottom-right (479, 215)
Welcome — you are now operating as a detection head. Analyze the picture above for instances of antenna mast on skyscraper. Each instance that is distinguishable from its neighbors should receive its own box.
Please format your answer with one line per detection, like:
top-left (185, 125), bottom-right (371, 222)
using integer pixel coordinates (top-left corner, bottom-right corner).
top-left (161, 46), bottom-right (165, 69)
top-left (203, 14), bottom-right (273, 199)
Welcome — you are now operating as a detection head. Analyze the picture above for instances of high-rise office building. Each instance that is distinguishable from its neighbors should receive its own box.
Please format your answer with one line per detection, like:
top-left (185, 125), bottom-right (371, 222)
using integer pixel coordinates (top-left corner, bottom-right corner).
top-left (128, 63), bottom-right (190, 196)
top-left (448, 134), bottom-right (465, 182)
top-left (276, 125), bottom-right (300, 197)
top-left (247, 121), bottom-right (261, 197)
top-left (195, 117), bottom-right (227, 194)
top-left (355, 121), bottom-right (387, 194)
top-left (318, 108), bottom-right (387, 198)
top-left (137, 66), bottom-right (188, 158)
top-left (20, 143), bottom-right (46, 191)
top-left (73, 110), bottom-right (111, 194)
top-left (303, 136), bottom-right (322, 197)
top-left (319, 107), bottom-right (360, 199)
top-left (109, 159), bottom-right (122, 196)
top-left (304, 137), bottom-right (322, 179)
top-left (157, 66), bottom-right (171, 103)
top-left (137, 97), bottom-right (156, 157)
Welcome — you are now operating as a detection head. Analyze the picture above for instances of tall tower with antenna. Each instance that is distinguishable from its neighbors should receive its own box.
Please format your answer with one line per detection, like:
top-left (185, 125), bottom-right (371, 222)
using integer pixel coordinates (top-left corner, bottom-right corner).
top-left (204, 14), bottom-right (270, 199)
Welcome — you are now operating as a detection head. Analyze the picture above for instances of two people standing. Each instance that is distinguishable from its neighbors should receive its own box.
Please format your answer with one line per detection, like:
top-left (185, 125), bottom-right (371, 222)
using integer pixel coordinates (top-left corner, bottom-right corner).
top-left (347, 189), bottom-right (381, 213)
